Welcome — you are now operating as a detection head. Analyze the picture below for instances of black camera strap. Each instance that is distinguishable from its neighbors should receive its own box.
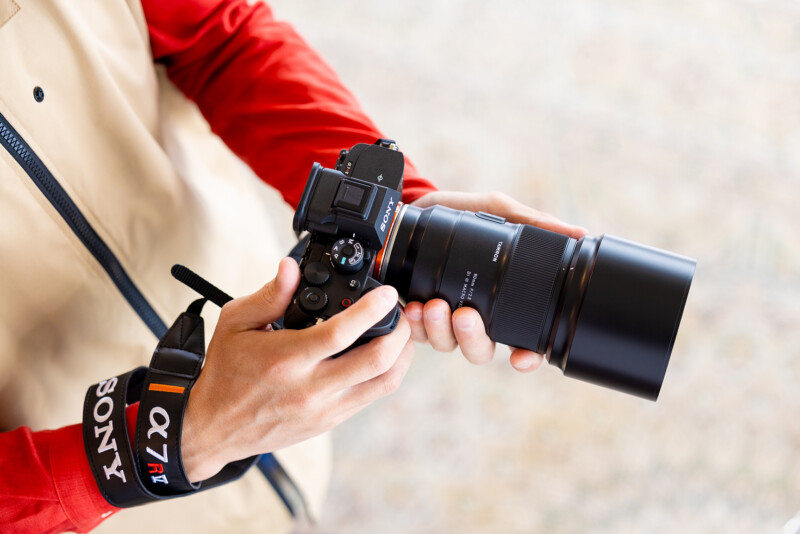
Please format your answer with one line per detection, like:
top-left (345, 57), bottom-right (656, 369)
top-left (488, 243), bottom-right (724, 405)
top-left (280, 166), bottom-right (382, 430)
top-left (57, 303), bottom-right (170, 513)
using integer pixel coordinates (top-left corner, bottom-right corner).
top-left (170, 264), bottom-right (311, 520)
top-left (83, 366), bottom-right (152, 507)
top-left (134, 298), bottom-right (207, 495)
top-left (83, 299), bottom-right (257, 507)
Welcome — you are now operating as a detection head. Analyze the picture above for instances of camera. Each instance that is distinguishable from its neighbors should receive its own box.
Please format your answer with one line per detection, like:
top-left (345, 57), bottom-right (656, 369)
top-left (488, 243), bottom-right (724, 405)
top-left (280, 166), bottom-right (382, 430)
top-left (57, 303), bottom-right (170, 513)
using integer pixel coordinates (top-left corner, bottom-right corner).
top-left (285, 140), bottom-right (696, 400)
top-left (283, 140), bottom-right (405, 345)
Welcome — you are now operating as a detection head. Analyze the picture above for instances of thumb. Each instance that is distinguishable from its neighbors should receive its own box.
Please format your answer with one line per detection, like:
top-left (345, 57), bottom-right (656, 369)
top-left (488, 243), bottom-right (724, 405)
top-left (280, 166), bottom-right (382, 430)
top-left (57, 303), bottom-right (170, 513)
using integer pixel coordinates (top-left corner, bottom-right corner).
top-left (225, 257), bottom-right (301, 331)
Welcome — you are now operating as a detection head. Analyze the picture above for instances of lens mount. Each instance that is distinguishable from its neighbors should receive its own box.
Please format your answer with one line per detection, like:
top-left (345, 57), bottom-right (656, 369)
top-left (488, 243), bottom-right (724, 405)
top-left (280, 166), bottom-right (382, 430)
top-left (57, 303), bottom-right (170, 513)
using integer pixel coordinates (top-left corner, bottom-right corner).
top-left (376, 203), bottom-right (408, 283)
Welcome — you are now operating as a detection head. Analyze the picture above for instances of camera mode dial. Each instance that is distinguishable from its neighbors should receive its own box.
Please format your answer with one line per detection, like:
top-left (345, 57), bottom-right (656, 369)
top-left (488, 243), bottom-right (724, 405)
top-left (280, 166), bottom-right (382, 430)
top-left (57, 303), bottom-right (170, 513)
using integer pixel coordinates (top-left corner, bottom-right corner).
top-left (330, 238), bottom-right (365, 273)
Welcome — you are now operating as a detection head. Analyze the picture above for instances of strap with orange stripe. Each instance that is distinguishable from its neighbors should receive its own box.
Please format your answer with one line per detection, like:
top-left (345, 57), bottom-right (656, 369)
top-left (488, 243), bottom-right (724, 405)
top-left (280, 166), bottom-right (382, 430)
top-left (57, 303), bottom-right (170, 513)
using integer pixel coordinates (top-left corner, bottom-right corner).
top-left (134, 298), bottom-right (258, 498)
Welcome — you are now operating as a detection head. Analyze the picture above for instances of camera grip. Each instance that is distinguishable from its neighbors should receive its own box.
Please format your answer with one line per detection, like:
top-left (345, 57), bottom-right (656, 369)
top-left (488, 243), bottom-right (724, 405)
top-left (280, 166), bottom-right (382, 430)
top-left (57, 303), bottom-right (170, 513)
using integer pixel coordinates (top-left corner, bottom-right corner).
top-left (327, 303), bottom-right (401, 358)
top-left (283, 235), bottom-right (401, 357)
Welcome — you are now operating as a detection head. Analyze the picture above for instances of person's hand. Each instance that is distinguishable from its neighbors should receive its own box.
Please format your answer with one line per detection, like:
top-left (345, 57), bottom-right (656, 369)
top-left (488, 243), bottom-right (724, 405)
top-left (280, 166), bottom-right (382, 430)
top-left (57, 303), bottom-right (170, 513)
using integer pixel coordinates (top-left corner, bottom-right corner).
top-left (180, 257), bottom-right (413, 482)
top-left (405, 190), bottom-right (588, 373)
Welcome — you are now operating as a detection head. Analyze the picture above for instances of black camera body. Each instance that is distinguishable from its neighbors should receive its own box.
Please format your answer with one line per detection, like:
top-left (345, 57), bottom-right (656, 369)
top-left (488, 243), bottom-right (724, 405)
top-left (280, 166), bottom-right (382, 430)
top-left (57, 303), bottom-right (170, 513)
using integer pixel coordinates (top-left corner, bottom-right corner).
top-left (283, 140), bottom-right (405, 341)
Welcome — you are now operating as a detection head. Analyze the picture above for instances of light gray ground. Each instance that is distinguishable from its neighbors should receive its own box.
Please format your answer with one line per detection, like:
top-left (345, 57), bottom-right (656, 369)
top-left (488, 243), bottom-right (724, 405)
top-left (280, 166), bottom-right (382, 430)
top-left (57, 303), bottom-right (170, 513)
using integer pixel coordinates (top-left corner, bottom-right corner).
top-left (267, 2), bottom-right (800, 533)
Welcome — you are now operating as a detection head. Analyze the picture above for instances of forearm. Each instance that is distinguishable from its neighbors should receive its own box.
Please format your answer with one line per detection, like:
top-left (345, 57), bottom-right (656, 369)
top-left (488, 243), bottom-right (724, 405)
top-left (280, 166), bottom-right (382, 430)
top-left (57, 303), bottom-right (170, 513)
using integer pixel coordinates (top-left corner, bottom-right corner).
top-left (0, 406), bottom-right (141, 533)
top-left (143, 0), bottom-right (436, 207)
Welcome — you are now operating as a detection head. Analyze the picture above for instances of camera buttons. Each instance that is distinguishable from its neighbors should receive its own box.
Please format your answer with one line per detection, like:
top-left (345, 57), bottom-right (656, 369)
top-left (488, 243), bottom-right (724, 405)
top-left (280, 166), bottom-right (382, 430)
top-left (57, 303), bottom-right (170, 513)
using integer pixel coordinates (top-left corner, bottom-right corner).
top-left (303, 262), bottom-right (331, 285)
top-left (340, 298), bottom-right (353, 308)
top-left (348, 279), bottom-right (361, 290)
top-left (299, 287), bottom-right (328, 313)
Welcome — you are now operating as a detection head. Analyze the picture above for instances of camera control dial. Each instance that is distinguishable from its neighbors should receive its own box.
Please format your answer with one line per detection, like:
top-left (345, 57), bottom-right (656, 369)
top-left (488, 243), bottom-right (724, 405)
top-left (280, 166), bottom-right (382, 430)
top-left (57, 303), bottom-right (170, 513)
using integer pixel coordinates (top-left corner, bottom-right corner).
top-left (330, 237), bottom-right (365, 273)
top-left (303, 261), bottom-right (331, 286)
top-left (298, 287), bottom-right (328, 313)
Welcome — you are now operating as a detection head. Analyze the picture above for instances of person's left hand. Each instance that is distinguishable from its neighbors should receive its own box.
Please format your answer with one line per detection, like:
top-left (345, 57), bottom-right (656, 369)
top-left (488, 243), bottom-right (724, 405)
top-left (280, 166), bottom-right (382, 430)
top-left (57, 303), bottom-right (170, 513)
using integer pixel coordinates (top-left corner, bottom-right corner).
top-left (404, 190), bottom-right (588, 373)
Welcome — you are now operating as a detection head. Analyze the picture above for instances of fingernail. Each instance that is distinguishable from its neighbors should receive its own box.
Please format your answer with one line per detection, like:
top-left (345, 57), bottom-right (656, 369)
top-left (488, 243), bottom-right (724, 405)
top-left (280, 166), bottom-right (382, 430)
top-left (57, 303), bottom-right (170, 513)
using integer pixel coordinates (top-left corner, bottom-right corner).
top-left (380, 286), bottom-right (398, 304)
top-left (453, 314), bottom-right (475, 331)
top-left (426, 308), bottom-right (444, 322)
top-left (516, 357), bottom-right (534, 370)
top-left (405, 307), bottom-right (422, 321)
top-left (575, 226), bottom-right (590, 237)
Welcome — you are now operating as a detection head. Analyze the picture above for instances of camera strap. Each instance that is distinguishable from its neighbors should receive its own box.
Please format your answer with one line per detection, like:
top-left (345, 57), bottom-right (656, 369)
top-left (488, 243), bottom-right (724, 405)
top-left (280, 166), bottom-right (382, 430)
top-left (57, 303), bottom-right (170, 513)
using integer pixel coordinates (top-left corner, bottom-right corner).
top-left (82, 299), bottom-right (257, 507)
top-left (170, 264), bottom-right (311, 520)
top-left (83, 366), bottom-right (152, 507)
top-left (134, 298), bottom-right (210, 495)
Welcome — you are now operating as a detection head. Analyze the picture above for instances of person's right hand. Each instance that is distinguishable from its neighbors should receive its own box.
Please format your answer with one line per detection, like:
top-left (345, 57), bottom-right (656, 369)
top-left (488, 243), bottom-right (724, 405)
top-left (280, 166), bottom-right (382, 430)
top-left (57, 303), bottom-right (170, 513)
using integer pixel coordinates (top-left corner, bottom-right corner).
top-left (179, 257), bottom-right (413, 482)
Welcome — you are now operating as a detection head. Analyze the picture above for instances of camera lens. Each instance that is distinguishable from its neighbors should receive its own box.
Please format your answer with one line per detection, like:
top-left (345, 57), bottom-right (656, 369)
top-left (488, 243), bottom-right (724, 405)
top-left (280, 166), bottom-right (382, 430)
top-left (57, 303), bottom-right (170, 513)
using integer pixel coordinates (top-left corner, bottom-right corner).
top-left (377, 205), bottom-right (695, 400)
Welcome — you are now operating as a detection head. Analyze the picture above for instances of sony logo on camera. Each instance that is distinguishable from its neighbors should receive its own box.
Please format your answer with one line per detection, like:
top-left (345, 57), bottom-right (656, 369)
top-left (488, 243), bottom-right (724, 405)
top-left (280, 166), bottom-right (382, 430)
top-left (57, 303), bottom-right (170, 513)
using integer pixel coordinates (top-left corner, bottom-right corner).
top-left (380, 198), bottom-right (396, 233)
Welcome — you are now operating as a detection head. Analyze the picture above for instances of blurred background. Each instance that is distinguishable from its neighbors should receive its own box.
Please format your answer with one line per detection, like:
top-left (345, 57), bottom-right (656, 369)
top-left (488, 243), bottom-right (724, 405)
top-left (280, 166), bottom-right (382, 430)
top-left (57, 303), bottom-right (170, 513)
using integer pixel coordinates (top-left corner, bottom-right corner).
top-left (266, 1), bottom-right (800, 532)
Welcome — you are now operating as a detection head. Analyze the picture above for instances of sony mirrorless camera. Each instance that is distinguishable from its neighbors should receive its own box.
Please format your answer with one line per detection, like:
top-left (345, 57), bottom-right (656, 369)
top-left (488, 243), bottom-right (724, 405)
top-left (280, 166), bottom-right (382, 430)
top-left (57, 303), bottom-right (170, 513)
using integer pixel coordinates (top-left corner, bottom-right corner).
top-left (284, 140), bottom-right (696, 400)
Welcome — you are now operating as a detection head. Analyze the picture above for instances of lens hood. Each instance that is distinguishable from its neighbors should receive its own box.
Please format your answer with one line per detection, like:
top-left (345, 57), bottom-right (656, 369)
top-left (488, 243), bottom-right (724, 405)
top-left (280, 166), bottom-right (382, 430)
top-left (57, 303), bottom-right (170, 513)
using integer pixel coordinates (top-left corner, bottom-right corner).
top-left (550, 235), bottom-right (695, 400)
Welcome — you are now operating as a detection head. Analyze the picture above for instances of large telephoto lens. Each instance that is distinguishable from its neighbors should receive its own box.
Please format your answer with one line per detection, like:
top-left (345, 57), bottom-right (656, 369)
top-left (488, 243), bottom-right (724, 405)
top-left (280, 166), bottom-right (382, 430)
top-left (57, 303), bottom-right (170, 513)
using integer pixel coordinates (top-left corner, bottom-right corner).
top-left (377, 204), bottom-right (696, 400)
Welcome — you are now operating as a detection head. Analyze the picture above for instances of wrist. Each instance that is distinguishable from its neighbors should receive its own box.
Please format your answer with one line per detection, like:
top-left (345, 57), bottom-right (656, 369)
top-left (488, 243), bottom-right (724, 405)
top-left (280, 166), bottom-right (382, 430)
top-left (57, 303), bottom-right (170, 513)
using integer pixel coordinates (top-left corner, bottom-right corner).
top-left (180, 388), bottom-right (226, 483)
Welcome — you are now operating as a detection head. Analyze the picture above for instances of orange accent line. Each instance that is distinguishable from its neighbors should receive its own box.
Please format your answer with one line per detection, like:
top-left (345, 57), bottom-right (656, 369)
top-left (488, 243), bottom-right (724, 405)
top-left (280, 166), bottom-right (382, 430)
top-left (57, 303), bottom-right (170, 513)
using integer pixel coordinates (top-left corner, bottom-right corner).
top-left (148, 383), bottom-right (185, 394)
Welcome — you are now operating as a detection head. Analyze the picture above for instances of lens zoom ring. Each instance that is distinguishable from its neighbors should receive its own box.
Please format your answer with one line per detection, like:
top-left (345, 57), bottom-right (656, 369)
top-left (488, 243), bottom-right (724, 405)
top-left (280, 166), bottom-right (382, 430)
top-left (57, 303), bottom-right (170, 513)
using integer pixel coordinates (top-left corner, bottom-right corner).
top-left (491, 226), bottom-right (569, 352)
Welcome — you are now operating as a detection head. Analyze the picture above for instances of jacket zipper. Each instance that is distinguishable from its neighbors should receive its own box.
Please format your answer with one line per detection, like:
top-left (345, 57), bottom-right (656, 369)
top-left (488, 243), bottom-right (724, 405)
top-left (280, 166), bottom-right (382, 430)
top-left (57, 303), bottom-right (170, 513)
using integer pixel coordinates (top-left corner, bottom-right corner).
top-left (0, 112), bottom-right (167, 338)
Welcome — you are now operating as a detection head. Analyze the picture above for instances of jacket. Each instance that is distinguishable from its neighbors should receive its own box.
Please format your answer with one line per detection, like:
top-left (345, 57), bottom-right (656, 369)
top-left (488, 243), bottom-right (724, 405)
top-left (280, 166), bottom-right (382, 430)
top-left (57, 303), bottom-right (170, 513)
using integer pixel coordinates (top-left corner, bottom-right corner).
top-left (0, 0), bottom-right (435, 532)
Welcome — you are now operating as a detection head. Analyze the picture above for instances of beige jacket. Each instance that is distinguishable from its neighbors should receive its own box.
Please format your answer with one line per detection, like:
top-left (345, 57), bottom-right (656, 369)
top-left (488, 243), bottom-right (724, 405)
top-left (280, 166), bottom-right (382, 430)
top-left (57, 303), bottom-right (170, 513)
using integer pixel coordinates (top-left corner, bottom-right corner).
top-left (0, 1), bottom-right (329, 532)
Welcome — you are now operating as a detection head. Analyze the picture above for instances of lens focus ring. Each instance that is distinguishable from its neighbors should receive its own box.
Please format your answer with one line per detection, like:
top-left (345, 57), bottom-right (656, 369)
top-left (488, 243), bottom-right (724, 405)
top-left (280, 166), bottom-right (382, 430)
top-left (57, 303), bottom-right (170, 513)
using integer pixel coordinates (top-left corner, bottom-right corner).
top-left (489, 226), bottom-right (570, 353)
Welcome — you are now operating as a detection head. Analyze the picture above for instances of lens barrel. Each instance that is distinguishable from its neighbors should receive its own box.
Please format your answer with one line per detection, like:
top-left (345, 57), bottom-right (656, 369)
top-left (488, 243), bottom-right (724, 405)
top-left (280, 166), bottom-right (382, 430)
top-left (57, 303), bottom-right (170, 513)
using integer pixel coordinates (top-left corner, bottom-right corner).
top-left (379, 204), bottom-right (695, 400)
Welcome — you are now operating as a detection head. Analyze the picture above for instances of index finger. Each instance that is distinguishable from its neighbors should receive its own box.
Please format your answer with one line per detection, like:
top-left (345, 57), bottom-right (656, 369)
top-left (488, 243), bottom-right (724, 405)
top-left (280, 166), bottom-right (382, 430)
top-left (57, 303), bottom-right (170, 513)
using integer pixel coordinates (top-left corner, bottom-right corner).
top-left (498, 202), bottom-right (587, 239)
top-left (294, 285), bottom-right (400, 361)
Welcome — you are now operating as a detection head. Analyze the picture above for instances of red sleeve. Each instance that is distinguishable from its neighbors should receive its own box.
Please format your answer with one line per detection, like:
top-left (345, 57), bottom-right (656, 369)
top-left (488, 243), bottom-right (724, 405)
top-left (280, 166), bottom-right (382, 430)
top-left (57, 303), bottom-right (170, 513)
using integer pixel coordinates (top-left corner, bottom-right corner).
top-left (142, 0), bottom-right (437, 207)
top-left (0, 406), bottom-right (140, 533)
